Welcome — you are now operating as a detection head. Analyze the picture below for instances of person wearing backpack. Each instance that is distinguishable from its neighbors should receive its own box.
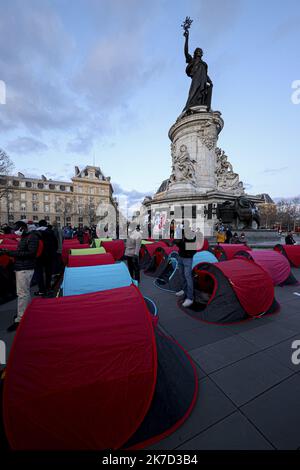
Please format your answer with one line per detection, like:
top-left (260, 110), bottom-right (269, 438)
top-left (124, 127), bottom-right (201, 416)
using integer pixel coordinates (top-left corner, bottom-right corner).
top-left (0, 221), bottom-right (39, 331)
top-left (35, 220), bottom-right (58, 296)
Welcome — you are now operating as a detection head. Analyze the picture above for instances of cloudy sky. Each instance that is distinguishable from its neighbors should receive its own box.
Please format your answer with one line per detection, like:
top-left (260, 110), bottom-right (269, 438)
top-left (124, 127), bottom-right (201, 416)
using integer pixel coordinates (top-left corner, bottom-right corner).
top-left (0, 0), bottom-right (299, 210)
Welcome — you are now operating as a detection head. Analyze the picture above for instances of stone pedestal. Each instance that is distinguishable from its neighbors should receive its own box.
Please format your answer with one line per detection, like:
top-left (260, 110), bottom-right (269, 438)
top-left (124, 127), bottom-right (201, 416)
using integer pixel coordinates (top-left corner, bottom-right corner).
top-left (143, 109), bottom-right (264, 238)
top-left (167, 110), bottom-right (224, 194)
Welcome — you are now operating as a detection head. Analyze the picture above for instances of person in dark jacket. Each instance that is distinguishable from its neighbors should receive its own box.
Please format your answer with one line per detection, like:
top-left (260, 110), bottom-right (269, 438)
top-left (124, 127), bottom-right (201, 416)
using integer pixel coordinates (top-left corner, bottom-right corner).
top-left (0, 221), bottom-right (39, 331)
top-left (52, 221), bottom-right (63, 275)
top-left (77, 224), bottom-right (84, 244)
top-left (35, 220), bottom-right (58, 295)
top-left (285, 231), bottom-right (296, 245)
top-left (231, 232), bottom-right (240, 244)
top-left (225, 226), bottom-right (233, 244)
top-left (174, 221), bottom-right (197, 308)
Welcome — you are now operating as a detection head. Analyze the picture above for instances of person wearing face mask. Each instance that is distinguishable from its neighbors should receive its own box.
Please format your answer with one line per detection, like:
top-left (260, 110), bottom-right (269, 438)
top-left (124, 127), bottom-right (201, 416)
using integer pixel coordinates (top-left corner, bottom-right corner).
top-left (0, 221), bottom-right (39, 331)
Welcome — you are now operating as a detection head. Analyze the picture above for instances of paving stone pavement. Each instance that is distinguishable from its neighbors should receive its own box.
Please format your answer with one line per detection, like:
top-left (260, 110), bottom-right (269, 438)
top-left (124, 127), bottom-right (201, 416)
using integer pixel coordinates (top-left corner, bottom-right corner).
top-left (140, 268), bottom-right (300, 450)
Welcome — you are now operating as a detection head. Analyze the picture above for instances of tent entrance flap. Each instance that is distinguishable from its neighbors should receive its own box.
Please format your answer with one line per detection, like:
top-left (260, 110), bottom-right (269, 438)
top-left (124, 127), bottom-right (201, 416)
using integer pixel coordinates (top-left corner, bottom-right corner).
top-left (193, 269), bottom-right (217, 305)
top-left (123, 330), bottom-right (198, 449)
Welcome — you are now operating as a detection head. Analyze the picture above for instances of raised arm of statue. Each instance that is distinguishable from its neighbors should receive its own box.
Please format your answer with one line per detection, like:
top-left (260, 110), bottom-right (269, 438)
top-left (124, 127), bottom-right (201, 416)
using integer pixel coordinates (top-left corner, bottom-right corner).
top-left (184, 30), bottom-right (192, 63)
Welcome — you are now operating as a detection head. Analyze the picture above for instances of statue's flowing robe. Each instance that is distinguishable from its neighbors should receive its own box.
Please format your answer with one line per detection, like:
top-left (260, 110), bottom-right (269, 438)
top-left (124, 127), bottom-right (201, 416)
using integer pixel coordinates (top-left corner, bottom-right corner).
top-left (184, 55), bottom-right (210, 111)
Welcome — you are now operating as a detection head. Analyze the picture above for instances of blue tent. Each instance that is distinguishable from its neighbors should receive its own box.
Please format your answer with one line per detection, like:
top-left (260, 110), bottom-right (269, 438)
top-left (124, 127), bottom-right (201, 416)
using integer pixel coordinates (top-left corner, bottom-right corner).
top-left (192, 251), bottom-right (218, 270)
top-left (62, 262), bottom-right (133, 296)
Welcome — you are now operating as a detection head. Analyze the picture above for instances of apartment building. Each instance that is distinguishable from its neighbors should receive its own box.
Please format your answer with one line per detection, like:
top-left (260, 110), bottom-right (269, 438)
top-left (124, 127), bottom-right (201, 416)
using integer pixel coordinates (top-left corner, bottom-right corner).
top-left (0, 165), bottom-right (116, 227)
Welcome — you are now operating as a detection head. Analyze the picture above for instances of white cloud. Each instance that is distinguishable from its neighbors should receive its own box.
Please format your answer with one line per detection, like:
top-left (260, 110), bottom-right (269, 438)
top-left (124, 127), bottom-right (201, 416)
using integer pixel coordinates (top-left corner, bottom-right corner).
top-left (6, 137), bottom-right (48, 154)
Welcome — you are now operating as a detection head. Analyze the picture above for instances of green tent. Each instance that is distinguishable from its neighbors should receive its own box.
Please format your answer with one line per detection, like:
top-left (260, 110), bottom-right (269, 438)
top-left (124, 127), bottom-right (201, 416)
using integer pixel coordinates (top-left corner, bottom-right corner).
top-left (92, 238), bottom-right (113, 248)
top-left (141, 240), bottom-right (154, 245)
top-left (70, 247), bottom-right (106, 256)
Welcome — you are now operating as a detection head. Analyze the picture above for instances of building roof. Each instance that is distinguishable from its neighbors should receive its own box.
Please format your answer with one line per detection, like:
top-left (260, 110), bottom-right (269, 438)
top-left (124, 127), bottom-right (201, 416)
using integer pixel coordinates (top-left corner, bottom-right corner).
top-left (256, 193), bottom-right (275, 204)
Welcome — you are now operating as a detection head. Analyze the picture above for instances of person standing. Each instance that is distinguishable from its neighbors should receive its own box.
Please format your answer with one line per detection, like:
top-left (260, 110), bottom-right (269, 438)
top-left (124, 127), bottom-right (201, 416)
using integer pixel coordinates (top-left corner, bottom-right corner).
top-left (225, 226), bottom-right (233, 244)
top-left (239, 232), bottom-right (247, 244)
top-left (52, 221), bottom-right (63, 275)
top-left (35, 220), bottom-right (58, 295)
top-left (0, 221), bottom-right (39, 331)
top-left (231, 232), bottom-right (240, 244)
top-left (175, 221), bottom-right (197, 308)
top-left (83, 226), bottom-right (90, 245)
top-left (125, 224), bottom-right (142, 283)
top-left (77, 224), bottom-right (84, 244)
top-left (170, 219), bottom-right (175, 239)
top-left (285, 231), bottom-right (296, 245)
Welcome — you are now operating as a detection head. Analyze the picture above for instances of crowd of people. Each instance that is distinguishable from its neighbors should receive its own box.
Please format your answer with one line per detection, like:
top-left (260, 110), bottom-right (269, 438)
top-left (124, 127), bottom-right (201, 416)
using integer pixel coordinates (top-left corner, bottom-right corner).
top-left (0, 221), bottom-right (101, 332)
top-left (1, 216), bottom-right (298, 334)
top-left (215, 220), bottom-right (248, 245)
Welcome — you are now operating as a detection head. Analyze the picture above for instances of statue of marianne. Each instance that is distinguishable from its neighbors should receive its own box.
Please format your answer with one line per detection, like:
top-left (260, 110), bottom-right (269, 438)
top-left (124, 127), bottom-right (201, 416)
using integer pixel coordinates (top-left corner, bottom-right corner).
top-left (182, 26), bottom-right (213, 113)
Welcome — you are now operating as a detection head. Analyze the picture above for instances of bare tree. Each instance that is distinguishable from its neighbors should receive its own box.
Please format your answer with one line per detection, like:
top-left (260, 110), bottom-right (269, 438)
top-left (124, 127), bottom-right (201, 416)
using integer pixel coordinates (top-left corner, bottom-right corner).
top-left (55, 197), bottom-right (78, 226)
top-left (0, 148), bottom-right (14, 200)
top-left (276, 198), bottom-right (300, 231)
top-left (0, 149), bottom-right (14, 224)
top-left (259, 203), bottom-right (277, 229)
top-left (84, 197), bottom-right (96, 226)
top-left (0, 148), bottom-right (13, 175)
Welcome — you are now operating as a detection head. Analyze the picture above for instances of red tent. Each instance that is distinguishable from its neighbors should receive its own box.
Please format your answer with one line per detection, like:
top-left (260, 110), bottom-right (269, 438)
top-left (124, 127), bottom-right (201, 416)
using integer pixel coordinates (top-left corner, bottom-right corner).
top-left (3, 286), bottom-right (156, 450)
top-left (3, 285), bottom-right (197, 450)
top-left (235, 249), bottom-right (297, 286)
top-left (0, 234), bottom-right (20, 241)
top-left (145, 246), bottom-right (179, 277)
top-left (274, 244), bottom-right (300, 268)
top-left (67, 252), bottom-right (115, 267)
top-left (198, 238), bottom-right (210, 252)
top-left (185, 258), bottom-right (278, 323)
top-left (62, 243), bottom-right (89, 265)
top-left (101, 240), bottom-right (125, 260)
top-left (0, 242), bottom-right (18, 251)
top-left (139, 241), bottom-right (168, 270)
top-left (214, 243), bottom-right (251, 260)
top-left (0, 238), bottom-right (18, 246)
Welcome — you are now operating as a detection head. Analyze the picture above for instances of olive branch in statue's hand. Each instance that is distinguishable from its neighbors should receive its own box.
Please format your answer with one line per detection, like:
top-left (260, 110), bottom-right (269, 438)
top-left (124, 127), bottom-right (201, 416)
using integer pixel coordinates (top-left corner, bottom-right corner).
top-left (181, 16), bottom-right (193, 36)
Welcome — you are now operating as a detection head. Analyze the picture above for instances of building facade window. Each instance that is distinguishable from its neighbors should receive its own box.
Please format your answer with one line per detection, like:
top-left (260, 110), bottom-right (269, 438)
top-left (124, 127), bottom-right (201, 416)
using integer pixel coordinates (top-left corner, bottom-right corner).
top-left (33, 216), bottom-right (38, 221)
top-left (25, 181), bottom-right (32, 188)
top-left (20, 193), bottom-right (26, 201)
top-left (21, 214), bottom-right (26, 220)
top-left (38, 183), bottom-right (44, 189)
top-left (44, 204), bottom-right (50, 213)
top-left (20, 203), bottom-right (26, 212)
top-left (44, 194), bottom-right (49, 202)
top-left (33, 203), bottom-right (38, 212)
top-left (32, 193), bottom-right (38, 201)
